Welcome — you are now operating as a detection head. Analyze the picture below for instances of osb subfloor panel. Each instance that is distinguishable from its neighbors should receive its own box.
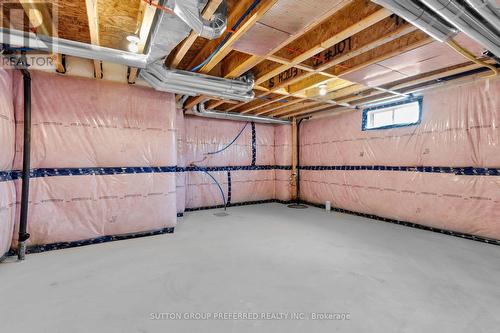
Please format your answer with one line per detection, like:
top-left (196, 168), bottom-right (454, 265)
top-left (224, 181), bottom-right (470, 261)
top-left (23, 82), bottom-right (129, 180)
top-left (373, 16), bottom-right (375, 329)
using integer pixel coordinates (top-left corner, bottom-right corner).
top-left (1, 203), bottom-right (500, 333)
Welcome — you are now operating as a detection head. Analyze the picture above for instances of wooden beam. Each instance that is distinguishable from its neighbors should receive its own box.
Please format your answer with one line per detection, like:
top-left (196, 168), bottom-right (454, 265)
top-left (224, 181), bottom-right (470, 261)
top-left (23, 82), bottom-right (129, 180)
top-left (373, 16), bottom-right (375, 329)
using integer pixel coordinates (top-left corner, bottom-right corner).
top-left (185, 95), bottom-right (208, 109)
top-left (169, 0), bottom-right (224, 68)
top-left (207, 1), bottom-right (356, 110)
top-left (254, 98), bottom-right (306, 116)
top-left (331, 31), bottom-right (432, 77)
top-left (186, 0), bottom-right (278, 73)
top-left (289, 62), bottom-right (488, 119)
top-left (296, 21), bottom-right (417, 97)
top-left (20, 1), bottom-right (65, 73)
top-left (239, 95), bottom-right (288, 114)
top-left (269, 101), bottom-right (322, 117)
top-left (85, 0), bottom-right (102, 79)
top-left (220, 0), bottom-right (353, 79)
top-left (282, 103), bottom-right (334, 118)
top-left (182, 0), bottom-right (277, 108)
top-left (227, 14), bottom-right (410, 111)
top-left (206, 100), bottom-right (226, 109)
top-left (291, 118), bottom-right (297, 201)
top-left (255, 5), bottom-right (391, 86)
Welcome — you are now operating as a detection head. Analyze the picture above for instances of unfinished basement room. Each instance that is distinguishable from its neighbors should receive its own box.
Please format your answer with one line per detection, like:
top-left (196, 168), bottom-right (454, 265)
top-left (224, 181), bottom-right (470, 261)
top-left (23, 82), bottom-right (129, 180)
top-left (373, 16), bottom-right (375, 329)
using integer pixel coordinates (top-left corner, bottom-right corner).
top-left (0, 0), bottom-right (499, 332)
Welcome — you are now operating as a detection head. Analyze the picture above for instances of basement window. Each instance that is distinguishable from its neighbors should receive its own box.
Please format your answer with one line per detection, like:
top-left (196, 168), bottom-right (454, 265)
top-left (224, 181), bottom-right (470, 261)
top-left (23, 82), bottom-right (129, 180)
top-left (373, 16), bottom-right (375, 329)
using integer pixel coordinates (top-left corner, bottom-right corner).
top-left (362, 96), bottom-right (423, 131)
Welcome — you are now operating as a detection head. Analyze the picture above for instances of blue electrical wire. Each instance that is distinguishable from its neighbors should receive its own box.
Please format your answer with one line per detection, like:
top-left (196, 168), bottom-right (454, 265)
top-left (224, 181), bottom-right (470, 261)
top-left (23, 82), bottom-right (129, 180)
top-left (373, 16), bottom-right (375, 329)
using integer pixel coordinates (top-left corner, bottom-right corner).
top-left (206, 122), bottom-right (248, 155)
top-left (202, 170), bottom-right (227, 210)
top-left (190, 0), bottom-right (262, 72)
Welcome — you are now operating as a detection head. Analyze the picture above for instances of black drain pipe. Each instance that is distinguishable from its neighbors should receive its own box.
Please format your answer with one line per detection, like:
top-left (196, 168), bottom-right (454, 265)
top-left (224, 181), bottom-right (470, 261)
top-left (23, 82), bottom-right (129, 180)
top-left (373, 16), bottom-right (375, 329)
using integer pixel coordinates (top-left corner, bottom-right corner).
top-left (18, 65), bottom-right (31, 260)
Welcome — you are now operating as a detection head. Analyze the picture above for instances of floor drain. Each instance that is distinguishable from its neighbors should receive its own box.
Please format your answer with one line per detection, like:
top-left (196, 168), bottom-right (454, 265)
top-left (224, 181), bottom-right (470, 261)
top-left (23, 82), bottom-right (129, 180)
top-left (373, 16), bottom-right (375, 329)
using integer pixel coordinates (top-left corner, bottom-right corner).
top-left (287, 203), bottom-right (308, 209)
top-left (214, 212), bottom-right (230, 217)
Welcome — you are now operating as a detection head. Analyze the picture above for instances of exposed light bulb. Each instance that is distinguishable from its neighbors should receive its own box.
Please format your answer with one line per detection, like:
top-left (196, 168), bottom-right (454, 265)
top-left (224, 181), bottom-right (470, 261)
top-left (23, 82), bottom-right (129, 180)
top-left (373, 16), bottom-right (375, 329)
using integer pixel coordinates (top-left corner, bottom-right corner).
top-left (319, 84), bottom-right (328, 96)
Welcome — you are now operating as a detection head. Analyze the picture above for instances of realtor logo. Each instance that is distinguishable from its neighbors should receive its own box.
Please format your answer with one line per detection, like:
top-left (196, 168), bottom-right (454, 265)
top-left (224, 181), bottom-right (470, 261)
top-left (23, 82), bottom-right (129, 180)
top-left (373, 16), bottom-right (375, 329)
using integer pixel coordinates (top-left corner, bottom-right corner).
top-left (0, 0), bottom-right (58, 69)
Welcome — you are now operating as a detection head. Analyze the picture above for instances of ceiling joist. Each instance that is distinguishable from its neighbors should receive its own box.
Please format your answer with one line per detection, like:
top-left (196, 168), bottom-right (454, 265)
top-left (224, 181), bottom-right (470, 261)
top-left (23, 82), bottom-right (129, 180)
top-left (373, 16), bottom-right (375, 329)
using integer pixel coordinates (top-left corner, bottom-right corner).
top-left (85, 0), bottom-right (102, 79)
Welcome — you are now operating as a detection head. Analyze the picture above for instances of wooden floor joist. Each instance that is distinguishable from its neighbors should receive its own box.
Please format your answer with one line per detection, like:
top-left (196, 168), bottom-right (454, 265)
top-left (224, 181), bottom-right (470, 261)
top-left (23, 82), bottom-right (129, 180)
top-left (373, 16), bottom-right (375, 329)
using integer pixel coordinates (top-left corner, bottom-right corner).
top-left (85, 0), bottom-right (102, 79)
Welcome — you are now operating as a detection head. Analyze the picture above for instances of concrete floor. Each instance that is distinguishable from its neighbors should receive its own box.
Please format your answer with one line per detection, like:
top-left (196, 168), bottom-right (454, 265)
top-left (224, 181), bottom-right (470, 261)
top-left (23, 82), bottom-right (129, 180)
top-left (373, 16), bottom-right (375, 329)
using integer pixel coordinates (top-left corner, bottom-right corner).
top-left (1, 203), bottom-right (500, 333)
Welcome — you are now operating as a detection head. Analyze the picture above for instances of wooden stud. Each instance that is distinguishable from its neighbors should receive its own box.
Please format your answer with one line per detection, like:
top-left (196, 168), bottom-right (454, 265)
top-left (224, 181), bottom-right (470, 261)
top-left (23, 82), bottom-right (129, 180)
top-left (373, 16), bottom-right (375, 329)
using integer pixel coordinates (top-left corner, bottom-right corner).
top-left (291, 118), bottom-right (298, 201)
top-left (85, 0), bottom-right (103, 79)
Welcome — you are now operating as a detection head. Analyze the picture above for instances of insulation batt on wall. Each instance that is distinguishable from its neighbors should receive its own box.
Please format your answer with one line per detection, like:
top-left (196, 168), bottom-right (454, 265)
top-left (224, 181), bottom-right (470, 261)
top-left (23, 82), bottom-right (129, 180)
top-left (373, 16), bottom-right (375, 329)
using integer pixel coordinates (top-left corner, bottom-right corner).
top-left (0, 69), bottom-right (16, 257)
top-left (10, 71), bottom-right (178, 249)
top-left (300, 78), bottom-right (500, 240)
top-left (0, 69), bottom-right (294, 252)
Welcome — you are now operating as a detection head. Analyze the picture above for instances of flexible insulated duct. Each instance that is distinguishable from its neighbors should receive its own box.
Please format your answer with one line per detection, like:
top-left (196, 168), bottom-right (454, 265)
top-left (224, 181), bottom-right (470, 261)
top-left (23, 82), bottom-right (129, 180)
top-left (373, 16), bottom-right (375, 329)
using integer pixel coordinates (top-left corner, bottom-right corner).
top-left (420, 0), bottom-right (500, 56)
top-left (372, 0), bottom-right (458, 42)
top-left (191, 103), bottom-right (291, 124)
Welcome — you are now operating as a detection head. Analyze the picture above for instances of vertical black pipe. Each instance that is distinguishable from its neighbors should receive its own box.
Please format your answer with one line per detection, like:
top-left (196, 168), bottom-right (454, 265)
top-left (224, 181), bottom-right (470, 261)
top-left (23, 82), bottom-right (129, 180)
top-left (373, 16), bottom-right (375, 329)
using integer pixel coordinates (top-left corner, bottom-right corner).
top-left (18, 68), bottom-right (31, 260)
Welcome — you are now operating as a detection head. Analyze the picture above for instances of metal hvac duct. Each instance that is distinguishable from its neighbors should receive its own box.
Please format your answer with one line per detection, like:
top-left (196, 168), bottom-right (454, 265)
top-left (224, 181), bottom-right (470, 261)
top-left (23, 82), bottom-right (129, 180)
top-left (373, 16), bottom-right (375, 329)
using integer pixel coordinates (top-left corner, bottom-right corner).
top-left (420, 0), bottom-right (500, 56)
top-left (372, 0), bottom-right (458, 42)
top-left (0, 0), bottom-right (253, 102)
top-left (141, 63), bottom-right (255, 102)
top-left (171, 0), bottom-right (227, 40)
top-left (465, 0), bottom-right (500, 35)
top-left (0, 27), bottom-right (150, 68)
top-left (191, 102), bottom-right (291, 124)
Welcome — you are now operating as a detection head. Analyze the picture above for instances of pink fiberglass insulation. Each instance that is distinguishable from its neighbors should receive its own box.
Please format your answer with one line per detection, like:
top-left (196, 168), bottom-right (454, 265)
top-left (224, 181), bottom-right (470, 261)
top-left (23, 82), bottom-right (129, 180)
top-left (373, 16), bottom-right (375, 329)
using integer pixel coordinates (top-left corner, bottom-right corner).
top-left (11, 71), bottom-right (177, 248)
top-left (0, 69), bottom-right (15, 171)
top-left (0, 182), bottom-right (16, 256)
top-left (181, 116), bottom-right (285, 209)
top-left (274, 125), bottom-right (292, 202)
top-left (11, 174), bottom-right (176, 247)
top-left (300, 78), bottom-right (500, 240)
top-left (12, 71), bottom-right (177, 169)
top-left (300, 170), bottom-right (500, 239)
top-left (340, 39), bottom-right (482, 87)
top-left (0, 69), bottom-right (16, 255)
top-left (301, 79), bottom-right (500, 168)
top-left (183, 116), bottom-right (254, 167)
